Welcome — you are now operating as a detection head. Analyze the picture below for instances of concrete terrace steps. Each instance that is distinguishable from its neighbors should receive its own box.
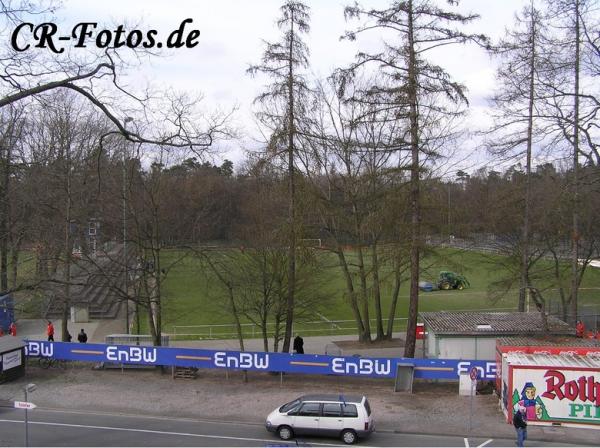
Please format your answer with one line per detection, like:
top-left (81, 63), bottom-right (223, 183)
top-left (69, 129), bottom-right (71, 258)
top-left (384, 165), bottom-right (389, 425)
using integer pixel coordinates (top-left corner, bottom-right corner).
top-left (45, 245), bottom-right (136, 320)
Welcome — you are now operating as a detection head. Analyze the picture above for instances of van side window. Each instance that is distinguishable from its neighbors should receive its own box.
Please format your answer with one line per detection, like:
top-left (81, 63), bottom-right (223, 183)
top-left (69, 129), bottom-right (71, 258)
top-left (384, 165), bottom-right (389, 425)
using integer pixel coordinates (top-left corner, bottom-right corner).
top-left (322, 403), bottom-right (342, 417)
top-left (280, 399), bottom-right (301, 413)
top-left (342, 404), bottom-right (358, 418)
top-left (298, 402), bottom-right (321, 416)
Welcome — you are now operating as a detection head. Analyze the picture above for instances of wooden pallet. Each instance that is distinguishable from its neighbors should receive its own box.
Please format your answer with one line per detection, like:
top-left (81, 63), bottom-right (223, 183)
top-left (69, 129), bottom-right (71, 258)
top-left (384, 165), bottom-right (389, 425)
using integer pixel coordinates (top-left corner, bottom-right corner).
top-left (172, 366), bottom-right (198, 379)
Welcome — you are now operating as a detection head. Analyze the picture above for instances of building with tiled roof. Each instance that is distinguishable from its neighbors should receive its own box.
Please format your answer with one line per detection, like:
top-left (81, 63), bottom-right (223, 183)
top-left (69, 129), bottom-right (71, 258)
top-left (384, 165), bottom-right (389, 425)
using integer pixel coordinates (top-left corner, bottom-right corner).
top-left (420, 312), bottom-right (575, 360)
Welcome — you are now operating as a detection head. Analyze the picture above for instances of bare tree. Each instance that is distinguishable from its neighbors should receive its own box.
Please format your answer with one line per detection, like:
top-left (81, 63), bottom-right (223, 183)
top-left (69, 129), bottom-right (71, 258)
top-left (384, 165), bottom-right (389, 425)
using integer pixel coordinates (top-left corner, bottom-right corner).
top-left (20, 91), bottom-right (108, 340)
top-left (538, 0), bottom-right (599, 324)
top-left (125, 151), bottom-right (192, 346)
top-left (486, 2), bottom-right (548, 312)
top-left (0, 104), bottom-right (25, 292)
top-left (248, 0), bottom-right (312, 353)
top-left (0, 2), bottom-right (226, 152)
top-left (342, 0), bottom-right (488, 356)
top-left (0, 2), bottom-right (232, 306)
top-left (304, 75), bottom-right (410, 342)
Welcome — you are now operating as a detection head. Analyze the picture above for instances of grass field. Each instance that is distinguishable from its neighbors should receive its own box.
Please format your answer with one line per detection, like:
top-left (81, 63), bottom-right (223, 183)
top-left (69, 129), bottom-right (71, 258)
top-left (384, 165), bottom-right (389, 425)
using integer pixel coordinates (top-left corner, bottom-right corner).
top-left (157, 247), bottom-right (600, 337)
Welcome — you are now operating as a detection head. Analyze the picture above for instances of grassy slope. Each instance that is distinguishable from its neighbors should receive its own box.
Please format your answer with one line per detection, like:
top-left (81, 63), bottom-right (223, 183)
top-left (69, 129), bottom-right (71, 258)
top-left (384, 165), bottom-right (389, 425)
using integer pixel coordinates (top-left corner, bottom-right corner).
top-left (159, 248), bottom-right (600, 333)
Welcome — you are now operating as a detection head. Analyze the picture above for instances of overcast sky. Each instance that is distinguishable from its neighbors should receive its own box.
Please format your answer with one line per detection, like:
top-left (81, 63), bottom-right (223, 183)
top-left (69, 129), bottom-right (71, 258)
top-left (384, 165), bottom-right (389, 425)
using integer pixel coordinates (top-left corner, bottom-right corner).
top-left (59, 0), bottom-right (531, 170)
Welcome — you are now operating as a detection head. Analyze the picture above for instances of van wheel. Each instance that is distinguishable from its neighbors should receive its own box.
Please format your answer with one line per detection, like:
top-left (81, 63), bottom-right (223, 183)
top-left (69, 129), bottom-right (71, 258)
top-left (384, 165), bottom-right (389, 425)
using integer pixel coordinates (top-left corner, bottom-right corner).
top-left (278, 425), bottom-right (293, 441)
top-left (341, 429), bottom-right (357, 444)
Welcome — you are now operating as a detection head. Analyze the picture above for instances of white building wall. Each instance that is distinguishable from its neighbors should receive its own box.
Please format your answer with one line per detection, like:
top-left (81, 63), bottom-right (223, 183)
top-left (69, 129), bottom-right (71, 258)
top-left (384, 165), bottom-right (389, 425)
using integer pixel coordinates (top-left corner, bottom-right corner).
top-left (437, 336), bottom-right (498, 360)
top-left (425, 332), bottom-right (437, 358)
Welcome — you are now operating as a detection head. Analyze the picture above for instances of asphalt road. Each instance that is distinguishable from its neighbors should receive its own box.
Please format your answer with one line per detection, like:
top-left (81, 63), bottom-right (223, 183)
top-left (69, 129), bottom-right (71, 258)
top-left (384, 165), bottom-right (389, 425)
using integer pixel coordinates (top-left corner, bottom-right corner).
top-left (0, 408), bottom-right (589, 447)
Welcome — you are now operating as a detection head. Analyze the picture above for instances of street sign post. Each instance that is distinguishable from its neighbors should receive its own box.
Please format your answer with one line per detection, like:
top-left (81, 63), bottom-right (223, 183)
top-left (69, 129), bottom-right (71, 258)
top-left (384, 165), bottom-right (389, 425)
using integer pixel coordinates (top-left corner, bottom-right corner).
top-left (469, 367), bottom-right (478, 431)
top-left (469, 367), bottom-right (479, 381)
top-left (14, 401), bottom-right (37, 410)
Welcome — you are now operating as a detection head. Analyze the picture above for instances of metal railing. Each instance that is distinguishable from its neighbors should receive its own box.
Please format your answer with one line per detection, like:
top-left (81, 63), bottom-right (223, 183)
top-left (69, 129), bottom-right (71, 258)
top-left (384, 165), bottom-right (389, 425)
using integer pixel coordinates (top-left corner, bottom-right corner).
top-left (172, 318), bottom-right (409, 340)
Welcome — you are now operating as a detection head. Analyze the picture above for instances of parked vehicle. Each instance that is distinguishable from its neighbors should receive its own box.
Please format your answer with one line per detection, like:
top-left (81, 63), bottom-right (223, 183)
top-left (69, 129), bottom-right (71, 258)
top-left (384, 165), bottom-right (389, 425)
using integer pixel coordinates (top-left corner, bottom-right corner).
top-left (418, 281), bottom-right (435, 292)
top-left (265, 394), bottom-right (374, 444)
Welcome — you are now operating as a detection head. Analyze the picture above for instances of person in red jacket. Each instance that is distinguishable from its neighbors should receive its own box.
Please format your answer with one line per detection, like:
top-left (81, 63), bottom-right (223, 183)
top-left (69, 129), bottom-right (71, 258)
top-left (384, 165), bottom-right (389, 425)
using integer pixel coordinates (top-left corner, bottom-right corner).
top-left (8, 321), bottom-right (16, 336)
top-left (47, 320), bottom-right (55, 341)
top-left (576, 320), bottom-right (585, 338)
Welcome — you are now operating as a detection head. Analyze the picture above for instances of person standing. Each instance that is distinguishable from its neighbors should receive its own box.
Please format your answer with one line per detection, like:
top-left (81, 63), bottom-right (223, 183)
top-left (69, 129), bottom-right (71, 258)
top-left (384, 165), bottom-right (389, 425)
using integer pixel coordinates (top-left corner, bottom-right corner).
top-left (293, 334), bottom-right (304, 354)
top-left (513, 407), bottom-right (528, 447)
top-left (576, 320), bottom-right (585, 338)
top-left (8, 321), bottom-right (16, 336)
top-left (77, 328), bottom-right (88, 343)
top-left (47, 320), bottom-right (55, 341)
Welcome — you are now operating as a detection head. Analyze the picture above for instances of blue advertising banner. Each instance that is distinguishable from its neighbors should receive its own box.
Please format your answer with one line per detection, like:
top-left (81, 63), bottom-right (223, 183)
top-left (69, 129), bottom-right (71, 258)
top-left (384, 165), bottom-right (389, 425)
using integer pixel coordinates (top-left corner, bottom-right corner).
top-left (25, 340), bottom-right (497, 380)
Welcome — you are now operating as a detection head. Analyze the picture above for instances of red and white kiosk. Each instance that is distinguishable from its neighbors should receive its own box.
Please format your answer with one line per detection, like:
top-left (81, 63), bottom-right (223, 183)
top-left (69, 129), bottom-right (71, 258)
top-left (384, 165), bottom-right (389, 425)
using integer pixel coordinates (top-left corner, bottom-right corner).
top-left (496, 337), bottom-right (600, 428)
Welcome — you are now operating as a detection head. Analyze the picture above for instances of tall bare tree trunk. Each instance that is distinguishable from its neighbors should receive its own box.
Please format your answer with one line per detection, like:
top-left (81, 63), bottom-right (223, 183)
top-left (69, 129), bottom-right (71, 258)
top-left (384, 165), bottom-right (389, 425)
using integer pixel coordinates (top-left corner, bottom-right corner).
top-left (355, 243), bottom-right (371, 342)
top-left (62, 144), bottom-right (72, 342)
top-left (282, 12), bottom-right (296, 354)
top-left (570, 0), bottom-right (581, 326)
top-left (519, 4), bottom-right (537, 312)
top-left (386, 261), bottom-right (402, 340)
top-left (371, 243), bottom-right (384, 340)
top-left (336, 247), bottom-right (366, 339)
top-left (10, 238), bottom-right (20, 288)
top-left (404, 0), bottom-right (420, 358)
top-left (154, 253), bottom-right (162, 346)
top-left (228, 284), bottom-right (245, 352)
top-left (203, 254), bottom-right (245, 351)
top-left (0, 143), bottom-right (9, 292)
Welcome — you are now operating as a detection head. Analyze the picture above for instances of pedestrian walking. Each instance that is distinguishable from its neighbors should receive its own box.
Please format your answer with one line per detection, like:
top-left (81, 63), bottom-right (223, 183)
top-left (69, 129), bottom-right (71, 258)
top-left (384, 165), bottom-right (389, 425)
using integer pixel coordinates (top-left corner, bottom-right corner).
top-left (0, 326), bottom-right (4, 337)
top-left (77, 328), bottom-right (88, 343)
top-left (8, 321), bottom-right (16, 336)
top-left (513, 406), bottom-right (528, 447)
top-left (293, 334), bottom-right (304, 354)
top-left (66, 331), bottom-right (72, 342)
top-left (47, 320), bottom-right (55, 341)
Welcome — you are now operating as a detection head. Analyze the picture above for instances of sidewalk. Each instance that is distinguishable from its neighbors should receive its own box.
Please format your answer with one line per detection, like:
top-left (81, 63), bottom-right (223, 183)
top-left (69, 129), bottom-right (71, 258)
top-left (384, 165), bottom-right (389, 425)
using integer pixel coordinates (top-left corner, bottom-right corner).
top-left (17, 307), bottom-right (128, 343)
top-left (11, 318), bottom-right (600, 446)
top-left (172, 333), bottom-right (418, 357)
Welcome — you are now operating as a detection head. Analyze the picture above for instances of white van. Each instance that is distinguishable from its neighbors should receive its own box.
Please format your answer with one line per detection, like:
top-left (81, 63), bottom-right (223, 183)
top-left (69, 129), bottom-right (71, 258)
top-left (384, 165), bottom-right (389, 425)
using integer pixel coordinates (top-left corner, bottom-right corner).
top-left (265, 394), bottom-right (374, 444)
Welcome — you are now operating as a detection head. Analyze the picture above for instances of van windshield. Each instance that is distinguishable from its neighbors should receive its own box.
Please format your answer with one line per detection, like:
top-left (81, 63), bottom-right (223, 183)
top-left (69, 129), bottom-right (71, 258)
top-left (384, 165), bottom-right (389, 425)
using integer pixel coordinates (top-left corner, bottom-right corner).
top-left (364, 399), bottom-right (372, 416)
top-left (279, 399), bottom-right (301, 413)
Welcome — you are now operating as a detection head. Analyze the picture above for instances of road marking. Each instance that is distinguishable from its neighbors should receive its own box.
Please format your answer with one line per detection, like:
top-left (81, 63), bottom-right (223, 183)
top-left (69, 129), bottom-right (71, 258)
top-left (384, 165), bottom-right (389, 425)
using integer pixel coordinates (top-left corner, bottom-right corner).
top-left (0, 419), bottom-right (342, 446)
top-left (464, 438), bottom-right (493, 448)
top-left (29, 407), bottom-right (262, 426)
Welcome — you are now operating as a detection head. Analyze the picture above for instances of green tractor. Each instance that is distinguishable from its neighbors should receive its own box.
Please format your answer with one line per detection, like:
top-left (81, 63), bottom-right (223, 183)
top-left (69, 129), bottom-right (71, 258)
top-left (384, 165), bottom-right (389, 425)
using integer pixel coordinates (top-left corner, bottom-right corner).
top-left (437, 271), bottom-right (470, 290)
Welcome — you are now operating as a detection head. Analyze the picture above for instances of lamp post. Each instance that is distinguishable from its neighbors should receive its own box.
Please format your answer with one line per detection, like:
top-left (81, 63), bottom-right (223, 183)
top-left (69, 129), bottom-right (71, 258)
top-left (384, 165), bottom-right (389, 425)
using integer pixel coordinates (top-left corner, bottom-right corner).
top-left (123, 117), bottom-right (133, 334)
top-left (23, 383), bottom-right (36, 447)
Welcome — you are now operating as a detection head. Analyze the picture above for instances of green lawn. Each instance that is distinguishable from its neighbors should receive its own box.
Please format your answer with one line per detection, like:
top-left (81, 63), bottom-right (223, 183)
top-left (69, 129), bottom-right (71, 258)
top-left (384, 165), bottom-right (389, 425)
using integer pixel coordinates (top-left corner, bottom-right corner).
top-left (156, 248), bottom-right (600, 337)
